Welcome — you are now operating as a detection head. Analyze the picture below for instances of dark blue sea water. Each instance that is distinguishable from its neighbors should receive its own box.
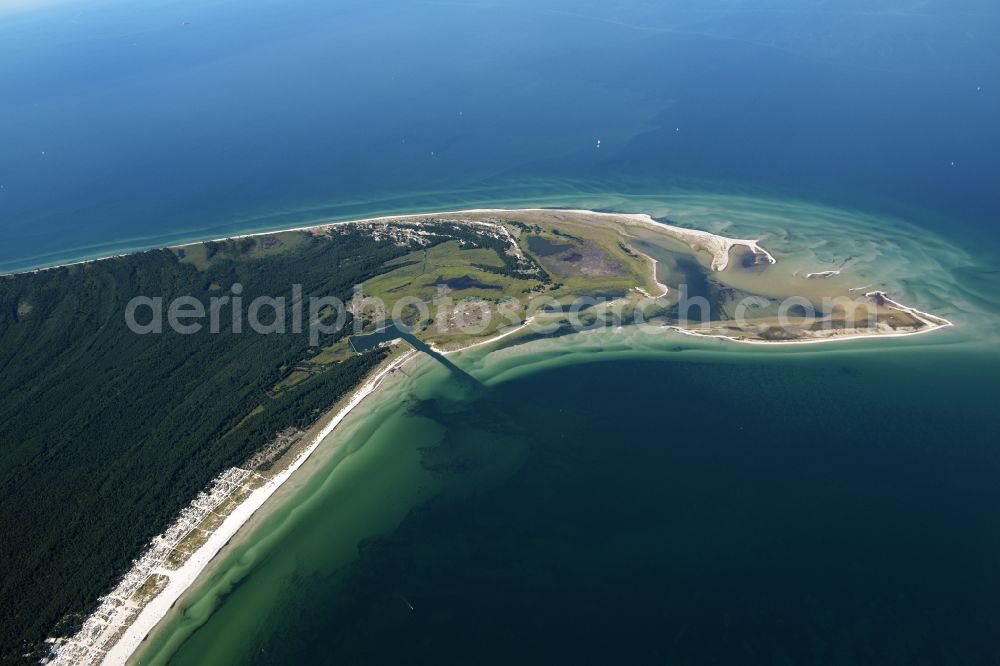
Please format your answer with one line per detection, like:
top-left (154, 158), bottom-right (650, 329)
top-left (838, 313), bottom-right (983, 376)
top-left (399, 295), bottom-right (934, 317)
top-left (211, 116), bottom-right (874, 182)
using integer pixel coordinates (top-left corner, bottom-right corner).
top-left (2, 0), bottom-right (999, 272)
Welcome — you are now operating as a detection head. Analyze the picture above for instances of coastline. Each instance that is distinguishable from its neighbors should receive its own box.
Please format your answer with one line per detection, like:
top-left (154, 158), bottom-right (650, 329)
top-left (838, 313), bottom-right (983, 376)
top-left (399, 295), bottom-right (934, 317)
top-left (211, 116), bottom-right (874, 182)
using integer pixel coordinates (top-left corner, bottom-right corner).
top-left (88, 349), bottom-right (419, 666)
top-left (662, 290), bottom-right (955, 346)
top-left (17, 204), bottom-right (945, 347)
top-left (664, 320), bottom-right (954, 347)
top-left (116, 319), bottom-right (955, 661)
top-left (6, 205), bottom-right (949, 347)
top-left (5, 207), bottom-right (771, 279)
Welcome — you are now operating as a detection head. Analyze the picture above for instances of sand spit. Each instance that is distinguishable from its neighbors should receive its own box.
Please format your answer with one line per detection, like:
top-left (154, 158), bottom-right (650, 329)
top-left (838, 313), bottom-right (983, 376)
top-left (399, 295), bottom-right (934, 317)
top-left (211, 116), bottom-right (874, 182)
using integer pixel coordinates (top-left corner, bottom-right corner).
top-left (665, 290), bottom-right (954, 346)
top-left (41, 206), bottom-right (954, 665)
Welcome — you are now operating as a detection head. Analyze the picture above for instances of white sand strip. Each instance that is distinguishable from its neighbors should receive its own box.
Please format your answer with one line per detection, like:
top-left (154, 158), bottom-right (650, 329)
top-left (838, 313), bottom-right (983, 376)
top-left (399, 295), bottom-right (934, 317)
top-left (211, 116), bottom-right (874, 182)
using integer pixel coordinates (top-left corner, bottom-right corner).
top-left (434, 317), bottom-right (538, 356)
top-left (101, 350), bottom-right (417, 666)
top-left (9, 208), bottom-right (773, 278)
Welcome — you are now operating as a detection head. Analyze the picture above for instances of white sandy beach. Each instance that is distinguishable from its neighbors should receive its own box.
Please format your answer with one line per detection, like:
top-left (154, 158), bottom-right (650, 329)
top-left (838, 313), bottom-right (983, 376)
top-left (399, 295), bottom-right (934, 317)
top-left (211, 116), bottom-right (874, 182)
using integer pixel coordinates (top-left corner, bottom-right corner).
top-left (12, 207), bottom-right (775, 279)
top-left (99, 350), bottom-right (417, 666)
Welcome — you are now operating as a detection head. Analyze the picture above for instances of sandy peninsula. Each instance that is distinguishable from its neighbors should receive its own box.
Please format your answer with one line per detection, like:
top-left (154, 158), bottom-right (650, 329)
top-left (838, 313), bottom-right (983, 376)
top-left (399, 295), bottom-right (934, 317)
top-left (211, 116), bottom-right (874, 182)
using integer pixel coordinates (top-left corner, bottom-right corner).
top-left (45, 207), bottom-right (954, 665)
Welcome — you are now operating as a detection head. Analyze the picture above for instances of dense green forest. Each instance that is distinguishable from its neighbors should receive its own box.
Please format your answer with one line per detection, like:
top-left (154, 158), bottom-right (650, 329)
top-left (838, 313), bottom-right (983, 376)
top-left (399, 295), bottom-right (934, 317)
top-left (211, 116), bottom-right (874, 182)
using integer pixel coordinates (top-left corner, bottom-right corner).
top-left (0, 229), bottom-right (438, 662)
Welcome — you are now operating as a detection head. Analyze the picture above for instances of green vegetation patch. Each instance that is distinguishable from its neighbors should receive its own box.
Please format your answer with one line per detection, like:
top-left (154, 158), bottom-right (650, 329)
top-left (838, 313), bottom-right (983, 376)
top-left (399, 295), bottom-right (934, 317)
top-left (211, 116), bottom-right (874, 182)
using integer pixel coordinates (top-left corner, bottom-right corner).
top-left (361, 241), bottom-right (526, 302)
